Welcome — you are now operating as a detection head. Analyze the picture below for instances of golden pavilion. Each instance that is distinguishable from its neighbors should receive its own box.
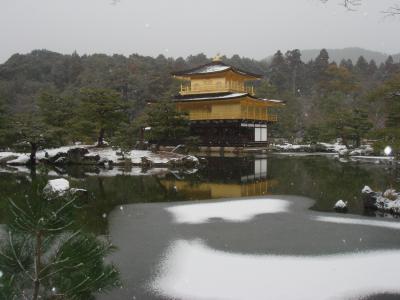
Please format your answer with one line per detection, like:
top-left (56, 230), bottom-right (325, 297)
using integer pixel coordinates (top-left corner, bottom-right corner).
top-left (172, 55), bottom-right (284, 146)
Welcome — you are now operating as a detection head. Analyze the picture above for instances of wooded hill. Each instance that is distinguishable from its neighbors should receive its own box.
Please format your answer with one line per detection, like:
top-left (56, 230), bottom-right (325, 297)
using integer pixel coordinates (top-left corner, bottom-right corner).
top-left (0, 49), bottom-right (399, 153)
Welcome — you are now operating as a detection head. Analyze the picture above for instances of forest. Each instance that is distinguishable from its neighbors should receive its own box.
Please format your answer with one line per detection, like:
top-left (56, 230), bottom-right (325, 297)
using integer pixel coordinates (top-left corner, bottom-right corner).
top-left (0, 49), bottom-right (399, 156)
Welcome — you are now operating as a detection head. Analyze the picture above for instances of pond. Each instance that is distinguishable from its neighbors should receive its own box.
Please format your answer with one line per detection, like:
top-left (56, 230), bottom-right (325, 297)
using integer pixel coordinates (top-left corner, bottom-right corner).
top-left (1, 154), bottom-right (399, 299)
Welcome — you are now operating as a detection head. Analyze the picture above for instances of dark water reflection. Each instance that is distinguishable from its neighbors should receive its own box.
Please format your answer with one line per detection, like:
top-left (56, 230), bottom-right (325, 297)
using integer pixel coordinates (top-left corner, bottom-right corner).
top-left (1, 155), bottom-right (399, 234)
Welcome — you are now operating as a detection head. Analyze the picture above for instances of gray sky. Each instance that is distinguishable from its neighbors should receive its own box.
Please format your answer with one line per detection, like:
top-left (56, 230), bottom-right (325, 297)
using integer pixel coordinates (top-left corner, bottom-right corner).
top-left (1, 0), bottom-right (399, 63)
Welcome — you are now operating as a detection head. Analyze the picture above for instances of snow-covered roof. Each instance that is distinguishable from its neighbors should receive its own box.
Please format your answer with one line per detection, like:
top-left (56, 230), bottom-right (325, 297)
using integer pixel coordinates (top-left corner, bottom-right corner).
top-left (185, 65), bottom-right (231, 74)
top-left (175, 92), bottom-right (248, 102)
top-left (172, 61), bottom-right (262, 79)
top-left (175, 92), bottom-right (285, 105)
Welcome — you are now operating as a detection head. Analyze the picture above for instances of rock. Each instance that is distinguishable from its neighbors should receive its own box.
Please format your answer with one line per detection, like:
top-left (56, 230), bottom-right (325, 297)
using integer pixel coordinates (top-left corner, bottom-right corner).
top-left (66, 147), bottom-right (90, 164)
top-left (361, 186), bottom-right (380, 209)
top-left (43, 178), bottom-right (70, 196)
top-left (361, 186), bottom-right (400, 214)
top-left (141, 157), bottom-right (153, 168)
top-left (54, 156), bottom-right (67, 164)
top-left (361, 186), bottom-right (373, 194)
top-left (182, 155), bottom-right (200, 168)
top-left (49, 152), bottom-right (67, 163)
top-left (338, 149), bottom-right (349, 156)
top-left (83, 154), bottom-right (100, 164)
top-left (383, 189), bottom-right (398, 200)
top-left (334, 200), bottom-right (348, 212)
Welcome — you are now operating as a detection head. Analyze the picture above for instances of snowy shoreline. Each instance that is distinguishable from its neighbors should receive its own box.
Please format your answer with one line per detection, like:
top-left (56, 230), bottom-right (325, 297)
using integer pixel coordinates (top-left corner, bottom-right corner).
top-left (0, 145), bottom-right (199, 169)
top-left (271, 142), bottom-right (397, 163)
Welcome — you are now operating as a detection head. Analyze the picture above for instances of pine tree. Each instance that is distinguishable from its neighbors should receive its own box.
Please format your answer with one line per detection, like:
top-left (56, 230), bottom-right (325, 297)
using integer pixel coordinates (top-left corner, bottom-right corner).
top-left (367, 59), bottom-right (378, 76)
top-left (313, 49), bottom-right (330, 94)
top-left (314, 49), bottom-right (330, 76)
top-left (268, 50), bottom-right (288, 94)
top-left (355, 56), bottom-right (369, 76)
top-left (285, 49), bottom-right (303, 96)
top-left (38, 91), bottom-right (76, 146)
top-left (0, 179), bottom-right (120, 300)
top-left (144, 99), bottom-right (190, 146)
top-left (11, 112), bottom-right (50, 165)
top-left (74, 88), bottom-right (129, 146)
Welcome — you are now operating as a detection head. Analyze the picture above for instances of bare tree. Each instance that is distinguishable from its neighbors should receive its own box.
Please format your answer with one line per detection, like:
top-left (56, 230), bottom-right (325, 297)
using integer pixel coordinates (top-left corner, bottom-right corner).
top-left (322, 0), bottom-right (400, 16)
top-left (382, 4), bottom-right (400, 17)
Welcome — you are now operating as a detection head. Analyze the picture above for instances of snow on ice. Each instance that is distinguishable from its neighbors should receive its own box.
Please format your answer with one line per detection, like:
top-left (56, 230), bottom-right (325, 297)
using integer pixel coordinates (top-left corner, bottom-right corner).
top-left (313, 216), bottom-right (400, 230)
top-left (165, 199), bottom-right (290, 224)
top-left (151, 239), bottom-right (400, 300)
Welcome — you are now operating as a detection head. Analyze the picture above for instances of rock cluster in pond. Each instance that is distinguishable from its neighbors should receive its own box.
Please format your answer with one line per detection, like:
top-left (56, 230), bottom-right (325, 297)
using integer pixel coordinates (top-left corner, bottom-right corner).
top-left (361, 185), bottom-right (400, 214)
top-left (0, 146), bottom-right (200, 170)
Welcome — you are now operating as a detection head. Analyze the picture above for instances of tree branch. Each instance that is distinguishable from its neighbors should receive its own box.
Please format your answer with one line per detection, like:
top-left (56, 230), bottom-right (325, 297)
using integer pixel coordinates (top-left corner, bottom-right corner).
top-left (382, 4), bottom-right (400, 16)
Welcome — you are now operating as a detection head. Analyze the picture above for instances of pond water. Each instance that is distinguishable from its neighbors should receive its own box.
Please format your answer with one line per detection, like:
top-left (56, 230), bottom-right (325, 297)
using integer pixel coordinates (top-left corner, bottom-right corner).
top-left (1, 154), bottom-right (399, 299)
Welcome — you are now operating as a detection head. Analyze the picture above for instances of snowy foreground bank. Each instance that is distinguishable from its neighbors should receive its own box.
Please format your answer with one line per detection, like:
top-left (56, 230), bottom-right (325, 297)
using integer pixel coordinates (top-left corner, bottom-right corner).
top-left (0, 145), bottom-right (199, 169)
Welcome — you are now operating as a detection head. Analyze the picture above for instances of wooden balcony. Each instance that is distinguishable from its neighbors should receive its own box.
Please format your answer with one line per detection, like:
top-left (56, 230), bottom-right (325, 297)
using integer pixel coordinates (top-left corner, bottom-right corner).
top-left (180, 81), bottom-right (255, 95)
top-left (188, 111), bottom-right (277, 122)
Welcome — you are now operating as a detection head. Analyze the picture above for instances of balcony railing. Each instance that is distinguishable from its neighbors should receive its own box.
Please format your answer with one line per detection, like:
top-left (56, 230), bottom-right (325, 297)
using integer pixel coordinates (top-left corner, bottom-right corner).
top-left (180, 81), bottom-right (255, 95)
top-left (187, 111), bottom-right (277, 122)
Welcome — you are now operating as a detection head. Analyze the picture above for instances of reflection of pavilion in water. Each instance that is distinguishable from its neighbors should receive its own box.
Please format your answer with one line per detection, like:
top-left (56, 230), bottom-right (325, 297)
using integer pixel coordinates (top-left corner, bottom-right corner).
top-left (160, 157), bottom-right (278, 199)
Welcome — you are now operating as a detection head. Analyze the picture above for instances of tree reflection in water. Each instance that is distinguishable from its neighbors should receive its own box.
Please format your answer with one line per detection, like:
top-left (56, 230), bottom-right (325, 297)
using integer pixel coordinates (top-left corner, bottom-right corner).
top-left (0, 180), bottom-right (120, 300)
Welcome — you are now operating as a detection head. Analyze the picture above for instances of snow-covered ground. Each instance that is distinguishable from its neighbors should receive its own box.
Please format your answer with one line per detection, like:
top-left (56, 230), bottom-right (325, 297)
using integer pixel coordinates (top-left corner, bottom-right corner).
top-left (166, 199), bottom-right (290, 224)
top-left (0, 145), bottom-right (198, 166)
top-left (152, 240), bottom-right (400, 300)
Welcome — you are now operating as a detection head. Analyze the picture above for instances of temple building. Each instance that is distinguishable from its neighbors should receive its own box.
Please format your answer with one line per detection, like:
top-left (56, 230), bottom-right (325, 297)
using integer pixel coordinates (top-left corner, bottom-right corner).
top-left (172, 55), bottom-right (284, 146)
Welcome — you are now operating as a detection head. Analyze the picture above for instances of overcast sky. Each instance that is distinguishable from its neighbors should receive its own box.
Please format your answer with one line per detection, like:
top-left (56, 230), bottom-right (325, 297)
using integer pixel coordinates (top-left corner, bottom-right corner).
top-left (1, 0), bottom-right (399, 63)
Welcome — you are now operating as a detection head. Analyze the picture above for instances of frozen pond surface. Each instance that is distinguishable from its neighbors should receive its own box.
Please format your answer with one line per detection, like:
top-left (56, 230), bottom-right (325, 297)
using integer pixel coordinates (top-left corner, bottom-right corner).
top-left (101, 195), bottom-right (400, 300)
top-left (1, 155), bottom-right (399, 299)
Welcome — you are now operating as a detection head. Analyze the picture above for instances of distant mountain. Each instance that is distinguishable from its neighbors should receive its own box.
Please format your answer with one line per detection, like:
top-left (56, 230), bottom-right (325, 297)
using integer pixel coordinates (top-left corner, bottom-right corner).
top-left (266, 47), bottom-right (400, 65)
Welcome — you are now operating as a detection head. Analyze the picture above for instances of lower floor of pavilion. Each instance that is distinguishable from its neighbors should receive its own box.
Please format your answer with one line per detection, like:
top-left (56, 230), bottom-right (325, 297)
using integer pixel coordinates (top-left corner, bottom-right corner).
top-left (190, 120), bottom-right (271, 146)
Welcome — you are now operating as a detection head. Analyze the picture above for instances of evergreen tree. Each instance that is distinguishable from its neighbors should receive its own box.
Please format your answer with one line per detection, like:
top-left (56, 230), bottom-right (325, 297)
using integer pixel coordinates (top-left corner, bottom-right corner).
top-left (349, 109), bottom-right (373, 147)
top-left (268, 50), bottom-right (288, 93)
top-left (367, 59), bottom-right (378, 76)
top-left (0, 179), bottom-right (120, 300)
top-left (38, 92), bottom-right (77, 146)
top-left (314, 49), bottom-right (330, 76)
top-left (75, 88), bottom-right (129, 146)
top-left (144, 99), bottom-right (190, 145)
top-left (368, 74), bottom-right (400, 156)
top-left (11, 112), bottom-right (50, 165)
top-left (285, 49), bottom-right (303, 96)
top-left (313, 49), bottom-right (330, 94)
top-left (355, 56), bottom-right (369, 76)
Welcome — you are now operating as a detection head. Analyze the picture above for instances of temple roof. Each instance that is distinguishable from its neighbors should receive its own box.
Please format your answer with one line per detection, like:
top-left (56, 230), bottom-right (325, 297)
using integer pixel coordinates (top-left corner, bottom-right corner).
top-left (174, 92), bottom-right (285, 105)
top-left (172, 61), bottom-right (262, 79)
